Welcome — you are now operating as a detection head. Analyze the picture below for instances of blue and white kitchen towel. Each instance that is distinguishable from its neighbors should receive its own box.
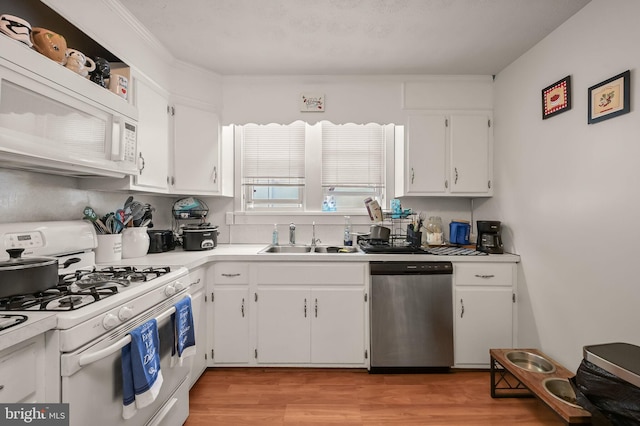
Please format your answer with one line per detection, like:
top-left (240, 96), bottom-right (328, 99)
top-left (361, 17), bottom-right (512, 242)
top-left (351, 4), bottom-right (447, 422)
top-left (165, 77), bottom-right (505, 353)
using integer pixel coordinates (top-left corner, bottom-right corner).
top-left (121, 319), bottom-right (164, 419)
top-left (171, 296), bottom-right (196, 367)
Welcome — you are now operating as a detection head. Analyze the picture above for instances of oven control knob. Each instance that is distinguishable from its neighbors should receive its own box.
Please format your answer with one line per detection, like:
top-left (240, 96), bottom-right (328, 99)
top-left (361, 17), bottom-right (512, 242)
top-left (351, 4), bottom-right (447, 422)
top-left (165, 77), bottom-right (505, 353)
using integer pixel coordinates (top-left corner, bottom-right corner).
top-left (173, 280), bottom-right (185, 291)
top-left (102, 313), bottom-right (119, 330)
top-left (164, 284), bottom-right (176, 297)
top-left (118, 306), bottom-right (134, 321)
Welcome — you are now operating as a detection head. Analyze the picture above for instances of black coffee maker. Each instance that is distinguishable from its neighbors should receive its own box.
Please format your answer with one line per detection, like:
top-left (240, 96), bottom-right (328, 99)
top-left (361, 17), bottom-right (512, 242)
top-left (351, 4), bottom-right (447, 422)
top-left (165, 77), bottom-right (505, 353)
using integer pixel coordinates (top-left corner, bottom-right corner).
top-left (476, 221), bottom-right (504, 254)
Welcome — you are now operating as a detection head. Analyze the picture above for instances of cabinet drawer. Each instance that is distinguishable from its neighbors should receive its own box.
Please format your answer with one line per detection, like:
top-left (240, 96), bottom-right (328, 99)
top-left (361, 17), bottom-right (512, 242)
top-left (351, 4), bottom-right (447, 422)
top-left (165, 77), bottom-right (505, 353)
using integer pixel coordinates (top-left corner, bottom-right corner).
top-left (213, 263), bottom-right (250, 285)
top-left (454, 263), bottom-right (513, 286)
top-left (0, 339), bottom-right (38, 403)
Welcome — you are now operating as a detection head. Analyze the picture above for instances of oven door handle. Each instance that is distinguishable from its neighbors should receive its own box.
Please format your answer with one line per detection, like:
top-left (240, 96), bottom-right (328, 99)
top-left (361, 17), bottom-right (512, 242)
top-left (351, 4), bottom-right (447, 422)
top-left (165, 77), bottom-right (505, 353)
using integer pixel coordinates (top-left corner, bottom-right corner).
top-left (77, 297), bottom-right (188, 368)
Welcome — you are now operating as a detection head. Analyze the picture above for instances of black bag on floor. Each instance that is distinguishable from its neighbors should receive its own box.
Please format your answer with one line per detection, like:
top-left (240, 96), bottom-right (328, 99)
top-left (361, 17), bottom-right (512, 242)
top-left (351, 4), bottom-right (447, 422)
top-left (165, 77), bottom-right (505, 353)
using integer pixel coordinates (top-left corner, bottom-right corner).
top-left (573, 359), bottom-right (640, 426)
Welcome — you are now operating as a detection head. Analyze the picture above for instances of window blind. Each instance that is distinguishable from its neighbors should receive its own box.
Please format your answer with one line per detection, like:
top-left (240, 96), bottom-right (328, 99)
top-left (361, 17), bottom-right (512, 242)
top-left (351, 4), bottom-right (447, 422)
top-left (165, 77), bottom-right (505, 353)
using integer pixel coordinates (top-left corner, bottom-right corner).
top-left (321, 122), bottom-right (384, 187)
top-left (242, 121), bottom-right (305, 184)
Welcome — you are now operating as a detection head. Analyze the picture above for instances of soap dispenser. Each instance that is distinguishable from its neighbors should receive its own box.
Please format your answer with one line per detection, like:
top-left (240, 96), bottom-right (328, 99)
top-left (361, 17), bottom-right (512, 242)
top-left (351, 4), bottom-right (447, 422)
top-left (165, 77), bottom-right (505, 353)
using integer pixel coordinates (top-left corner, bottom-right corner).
top-left (272, 224), bottom-right (279, 245)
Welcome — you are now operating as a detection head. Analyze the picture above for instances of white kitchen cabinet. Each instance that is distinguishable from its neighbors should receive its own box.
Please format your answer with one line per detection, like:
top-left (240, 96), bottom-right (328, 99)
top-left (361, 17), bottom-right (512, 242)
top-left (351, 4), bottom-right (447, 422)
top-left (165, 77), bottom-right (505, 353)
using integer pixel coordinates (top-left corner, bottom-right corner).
top-left (449, 115), bottom-right (492, 194)
top-left (256, 287), bottom-right (366, 365)
top-left (132, 76), bottom-right (171, 191)
top-left (453, 263), bottom-right (515, 368)
top-left (188, 266), bottom-right (207, 387)
top-left (170, 102), bottom-right (233, 196)
top-left (79, 73), bottom-right (172, 193)
top-left (254, 262), bottom-right (367, 366)
top-left (396, 113), bottom-right (493, 197)
top-left (210, 263), bottom-right (251, 365)
top-left (0, 334), bottom-right (46, 403)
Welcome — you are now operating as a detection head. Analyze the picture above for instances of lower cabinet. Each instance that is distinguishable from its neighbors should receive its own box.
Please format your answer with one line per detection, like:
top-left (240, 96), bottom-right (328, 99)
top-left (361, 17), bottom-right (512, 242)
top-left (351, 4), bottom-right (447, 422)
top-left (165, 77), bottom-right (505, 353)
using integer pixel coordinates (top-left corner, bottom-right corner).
top-left (188, 266), bottom-right (207, 387)
top-left (256, 287), bottom-right (365, 364)
top-left (209, 261), bottom-right (368, 367)
top-left (0, 334), bottom-right (46, 402)
top-left (453, 262), bottom-right (516, 368)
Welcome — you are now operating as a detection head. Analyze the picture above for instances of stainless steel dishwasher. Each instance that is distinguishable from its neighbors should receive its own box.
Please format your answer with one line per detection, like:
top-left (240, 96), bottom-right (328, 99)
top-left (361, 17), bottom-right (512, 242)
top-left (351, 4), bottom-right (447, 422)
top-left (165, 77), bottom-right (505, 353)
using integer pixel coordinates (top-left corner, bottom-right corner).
top-left (369, 261), bottom-right (453, 372)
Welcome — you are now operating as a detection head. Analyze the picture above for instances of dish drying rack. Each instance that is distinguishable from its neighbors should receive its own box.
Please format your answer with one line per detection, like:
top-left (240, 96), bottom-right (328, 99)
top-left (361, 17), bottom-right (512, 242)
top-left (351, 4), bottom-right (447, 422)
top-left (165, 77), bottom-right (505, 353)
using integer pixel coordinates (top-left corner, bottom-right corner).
top-left (380, 210), bottom-right (422, 248)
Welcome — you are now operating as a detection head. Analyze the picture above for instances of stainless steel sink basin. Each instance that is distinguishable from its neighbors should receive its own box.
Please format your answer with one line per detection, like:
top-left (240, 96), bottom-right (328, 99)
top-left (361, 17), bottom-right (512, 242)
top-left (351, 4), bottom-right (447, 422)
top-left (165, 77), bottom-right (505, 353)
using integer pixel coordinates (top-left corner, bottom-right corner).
top-left (313, 245), bottom-right (359, 253)
top-left (258, 244), bottom-right (361, 254)
top-left (505, 351), bottom-right (556, 373)
top-left (542, 378), bottom-right (582, 409)
top-left (259, 245), bottom-right (313, 253)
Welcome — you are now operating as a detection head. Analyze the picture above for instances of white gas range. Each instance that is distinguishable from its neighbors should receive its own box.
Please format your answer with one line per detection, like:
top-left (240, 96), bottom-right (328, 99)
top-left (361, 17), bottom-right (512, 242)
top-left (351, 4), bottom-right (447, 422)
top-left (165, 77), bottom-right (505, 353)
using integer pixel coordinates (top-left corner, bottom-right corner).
top-left (0, 221), bottom-right (194, 426)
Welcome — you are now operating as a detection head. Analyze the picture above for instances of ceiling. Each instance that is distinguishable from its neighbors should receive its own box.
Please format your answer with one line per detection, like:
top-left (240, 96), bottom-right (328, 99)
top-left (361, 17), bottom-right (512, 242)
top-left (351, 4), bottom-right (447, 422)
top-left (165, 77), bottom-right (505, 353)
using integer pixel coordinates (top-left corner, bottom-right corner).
top-left (119, 0), bottom-right (591, 76)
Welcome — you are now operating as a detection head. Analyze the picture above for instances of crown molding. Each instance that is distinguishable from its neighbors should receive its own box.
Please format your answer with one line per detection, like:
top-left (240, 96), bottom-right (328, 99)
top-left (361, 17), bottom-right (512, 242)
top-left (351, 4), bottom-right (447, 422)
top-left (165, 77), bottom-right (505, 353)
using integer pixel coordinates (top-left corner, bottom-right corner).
top-left (101, 0), bottom-right (174, 63)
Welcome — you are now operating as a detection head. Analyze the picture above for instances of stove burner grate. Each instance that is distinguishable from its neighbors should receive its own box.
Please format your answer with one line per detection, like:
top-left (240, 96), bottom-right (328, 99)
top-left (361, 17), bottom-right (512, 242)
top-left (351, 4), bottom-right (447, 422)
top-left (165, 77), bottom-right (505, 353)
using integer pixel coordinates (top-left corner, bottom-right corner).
top-left (0, 286), bottom-right (118, 311)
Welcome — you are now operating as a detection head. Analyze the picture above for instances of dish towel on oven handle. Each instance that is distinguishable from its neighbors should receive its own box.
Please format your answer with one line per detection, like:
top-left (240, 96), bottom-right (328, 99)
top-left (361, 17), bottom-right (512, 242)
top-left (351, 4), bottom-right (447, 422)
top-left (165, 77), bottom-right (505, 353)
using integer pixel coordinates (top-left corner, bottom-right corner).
top-left (121, 318), bottom-right (164, 419)
top-left (171, 295), bottom-right (196, 367)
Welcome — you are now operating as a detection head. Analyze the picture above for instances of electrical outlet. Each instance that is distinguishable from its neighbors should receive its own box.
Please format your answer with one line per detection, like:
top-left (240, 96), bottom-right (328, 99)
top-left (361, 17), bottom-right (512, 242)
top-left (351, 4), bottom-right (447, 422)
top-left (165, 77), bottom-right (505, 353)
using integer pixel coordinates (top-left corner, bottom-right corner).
top-left (225, 212), bottom-right (234, 225)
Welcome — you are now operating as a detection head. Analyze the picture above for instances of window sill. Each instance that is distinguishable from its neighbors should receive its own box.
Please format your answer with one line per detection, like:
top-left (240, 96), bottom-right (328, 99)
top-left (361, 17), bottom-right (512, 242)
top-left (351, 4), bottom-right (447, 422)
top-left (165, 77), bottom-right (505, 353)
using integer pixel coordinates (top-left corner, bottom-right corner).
top-left (231, 211), bottom-right (372, 226)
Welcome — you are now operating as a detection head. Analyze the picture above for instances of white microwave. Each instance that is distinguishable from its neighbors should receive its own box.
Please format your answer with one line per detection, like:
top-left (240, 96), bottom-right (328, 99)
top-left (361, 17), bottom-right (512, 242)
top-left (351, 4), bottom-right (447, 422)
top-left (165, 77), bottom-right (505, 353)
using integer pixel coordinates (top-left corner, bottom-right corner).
top-left (0, 41), bottom-right (139, 178)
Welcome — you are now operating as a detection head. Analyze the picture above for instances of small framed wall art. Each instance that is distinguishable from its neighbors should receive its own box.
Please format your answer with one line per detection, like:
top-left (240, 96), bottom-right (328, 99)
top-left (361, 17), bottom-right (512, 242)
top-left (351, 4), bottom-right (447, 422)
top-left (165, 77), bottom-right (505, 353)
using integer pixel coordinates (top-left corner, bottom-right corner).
top-left (300, 93), bottom-right (324, 112)
top-left (588, 70), bottom-right (630, 124)
top-left (542, 75), bottom-right (571, 119)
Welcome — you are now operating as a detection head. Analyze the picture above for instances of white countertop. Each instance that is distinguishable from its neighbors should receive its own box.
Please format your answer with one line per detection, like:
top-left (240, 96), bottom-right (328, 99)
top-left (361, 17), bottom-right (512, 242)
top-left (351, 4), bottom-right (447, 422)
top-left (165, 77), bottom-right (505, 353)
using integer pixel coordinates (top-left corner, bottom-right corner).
top-left (0, 312), bottom-right (57, 352)
top-left (103, 244), bottom-right (521, 270)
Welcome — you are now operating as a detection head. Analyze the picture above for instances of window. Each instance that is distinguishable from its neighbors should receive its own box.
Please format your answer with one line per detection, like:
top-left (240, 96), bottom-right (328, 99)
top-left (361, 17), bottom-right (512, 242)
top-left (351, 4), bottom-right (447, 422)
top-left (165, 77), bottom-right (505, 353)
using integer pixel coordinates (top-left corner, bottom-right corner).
top-left (321, 123), bottom-right (385, 210)
top-left (238, 121), bottom-right (393, 212)
top-left (241, 122), bottom-right (305, 210)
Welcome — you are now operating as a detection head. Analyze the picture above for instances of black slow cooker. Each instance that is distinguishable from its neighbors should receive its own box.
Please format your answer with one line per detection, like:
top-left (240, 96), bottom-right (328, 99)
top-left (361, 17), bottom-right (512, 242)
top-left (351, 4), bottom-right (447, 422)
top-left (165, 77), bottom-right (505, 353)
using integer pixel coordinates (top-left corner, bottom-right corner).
top-left (182, 224), bottom-right (218, 251)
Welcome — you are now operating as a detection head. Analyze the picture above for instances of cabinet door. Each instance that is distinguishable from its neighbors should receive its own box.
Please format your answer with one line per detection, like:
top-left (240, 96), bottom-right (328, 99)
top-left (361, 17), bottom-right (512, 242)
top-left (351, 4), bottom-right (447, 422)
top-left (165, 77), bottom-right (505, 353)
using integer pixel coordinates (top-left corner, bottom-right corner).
top-left (172, 103), bottom-right (220, 193)
top-left (212, 287), bottom-right (250, 364)
top-left (189, 285), bottom-right (207, 385)
top-left (454, 287), bottom-right (513, 367)
top-left (311, 288), bottom-right (365, 364)
top-left (450, 115), bottom-right (491, 194)
top-left (405, 115), bottom-right (447, 194)
top-left (256, 288), bottom-right (310, 363)
top-left (133, 77), bottom-right (169, 190)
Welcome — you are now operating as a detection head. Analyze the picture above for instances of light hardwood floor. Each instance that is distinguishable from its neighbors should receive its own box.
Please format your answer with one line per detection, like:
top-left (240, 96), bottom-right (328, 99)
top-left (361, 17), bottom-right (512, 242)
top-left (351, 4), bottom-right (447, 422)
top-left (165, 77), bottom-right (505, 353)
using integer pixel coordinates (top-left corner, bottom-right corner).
top-left (186, 368), bottom-right (565, 425)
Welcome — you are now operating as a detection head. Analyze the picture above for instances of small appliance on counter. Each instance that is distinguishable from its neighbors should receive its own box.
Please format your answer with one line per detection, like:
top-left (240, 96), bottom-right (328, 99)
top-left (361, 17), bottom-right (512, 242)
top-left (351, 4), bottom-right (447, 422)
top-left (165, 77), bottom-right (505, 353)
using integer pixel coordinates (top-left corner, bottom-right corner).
top-left (449, 220), bottom-right (470, 245)
top-left (147, 229), bottom-right (176, 253)
top-left (181, 223), bottom-right (218, 251)
top-left (476, 220), bottom-right (504, 254)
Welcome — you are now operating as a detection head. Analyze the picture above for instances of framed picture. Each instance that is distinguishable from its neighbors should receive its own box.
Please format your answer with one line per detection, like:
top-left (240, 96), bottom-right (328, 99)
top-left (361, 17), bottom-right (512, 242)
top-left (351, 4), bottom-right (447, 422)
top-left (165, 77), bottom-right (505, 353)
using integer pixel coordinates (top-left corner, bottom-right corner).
top-left (542, 75), bottom-right (571, 119)
top-left (300, 93), bottom-right (324, 112)
top-left (588, 70), bottom-right (630, 124)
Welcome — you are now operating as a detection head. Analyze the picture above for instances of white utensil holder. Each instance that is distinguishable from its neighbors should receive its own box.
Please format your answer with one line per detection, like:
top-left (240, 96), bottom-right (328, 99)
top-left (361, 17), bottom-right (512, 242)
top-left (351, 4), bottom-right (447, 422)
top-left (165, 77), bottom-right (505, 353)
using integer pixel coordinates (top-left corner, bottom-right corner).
top-left (95, 233), bottom-right (122, 263)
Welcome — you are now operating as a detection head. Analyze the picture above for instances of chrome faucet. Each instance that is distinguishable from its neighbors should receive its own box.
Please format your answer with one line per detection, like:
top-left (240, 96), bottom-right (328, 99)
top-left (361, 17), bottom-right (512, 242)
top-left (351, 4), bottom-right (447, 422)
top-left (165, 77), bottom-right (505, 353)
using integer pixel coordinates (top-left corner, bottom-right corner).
top-left (289, 223), bottom-right (296, 245)
top-left (310, 221), bottom-right (321, 248)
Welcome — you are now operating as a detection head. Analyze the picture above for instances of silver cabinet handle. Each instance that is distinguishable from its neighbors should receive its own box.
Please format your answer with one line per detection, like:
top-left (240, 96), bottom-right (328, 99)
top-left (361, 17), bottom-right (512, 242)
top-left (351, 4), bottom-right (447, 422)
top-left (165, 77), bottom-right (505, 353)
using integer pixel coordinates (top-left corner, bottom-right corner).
top-left (474, 274), bottom-right (495, 279)
top-left (138, 152), bottom-right (145, 173)
top-left (454, 167), bottom-right (458, 184)
top-left (241, 298), bottom-right (245, 317)
top-left (411, 168), bottom-right (415, 184)
top-left (212, 166), bottom-right (217, 183)
top-left (221, 273), bottom-right (241, 277)
top-left (304, 298), bottom-right (307, 318)
top-left (460, 298), bottom-right (464, 318)
top-left (445, 180), bottom-right (448, 189)
top-left (315, 298), bottom-right (318, 317)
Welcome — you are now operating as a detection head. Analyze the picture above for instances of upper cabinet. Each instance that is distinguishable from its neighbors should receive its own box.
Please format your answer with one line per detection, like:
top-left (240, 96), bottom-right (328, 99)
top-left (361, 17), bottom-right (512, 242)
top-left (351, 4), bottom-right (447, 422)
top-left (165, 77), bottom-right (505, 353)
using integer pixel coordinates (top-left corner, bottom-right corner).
top-left (170, 102), bottom-right (232, 196)
top-left (396, 112), bottom-right (493, 197)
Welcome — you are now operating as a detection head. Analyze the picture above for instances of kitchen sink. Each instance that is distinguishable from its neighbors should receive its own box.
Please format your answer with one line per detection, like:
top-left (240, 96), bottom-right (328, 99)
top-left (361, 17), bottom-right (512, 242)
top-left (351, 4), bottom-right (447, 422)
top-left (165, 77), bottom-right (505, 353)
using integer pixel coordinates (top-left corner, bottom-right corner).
top-left (258, 245), bottom-right (360, 254)
top-left (542, 378), bottom-right (583, 409)
top-left (313, 245), bottom-right (359, 253)
top-left (505, 351), bottom-right (556, 373)
top-left (259, 245), bottom-right (313, 253)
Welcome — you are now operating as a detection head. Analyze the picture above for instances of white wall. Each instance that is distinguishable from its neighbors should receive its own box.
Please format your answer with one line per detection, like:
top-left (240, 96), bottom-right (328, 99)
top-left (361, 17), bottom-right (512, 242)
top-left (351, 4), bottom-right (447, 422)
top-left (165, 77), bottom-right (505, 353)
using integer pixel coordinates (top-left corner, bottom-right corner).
top-left (478, 0), bottom-right (640, 369)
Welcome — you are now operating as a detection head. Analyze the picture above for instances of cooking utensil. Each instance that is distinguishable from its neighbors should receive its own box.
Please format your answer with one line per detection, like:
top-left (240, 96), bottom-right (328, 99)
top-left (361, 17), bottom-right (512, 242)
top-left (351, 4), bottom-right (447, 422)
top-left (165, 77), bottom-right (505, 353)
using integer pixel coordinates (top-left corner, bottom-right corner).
top-left (83, 206), bottom-right (108, 234)
top-left (0, 249), bottom-right (59, 298)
